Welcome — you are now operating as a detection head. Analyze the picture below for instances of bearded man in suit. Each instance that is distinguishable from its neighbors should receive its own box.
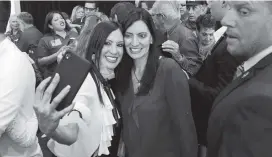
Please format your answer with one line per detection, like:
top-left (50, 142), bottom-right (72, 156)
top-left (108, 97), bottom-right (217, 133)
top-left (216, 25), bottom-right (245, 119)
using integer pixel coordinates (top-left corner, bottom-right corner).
top-left (207, 1), bottom-right (272, 157)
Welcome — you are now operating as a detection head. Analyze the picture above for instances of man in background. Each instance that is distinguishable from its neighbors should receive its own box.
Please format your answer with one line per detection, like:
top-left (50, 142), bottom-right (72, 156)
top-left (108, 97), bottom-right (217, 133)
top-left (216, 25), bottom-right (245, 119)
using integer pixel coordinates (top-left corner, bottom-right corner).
top-left (17, 12), bottom-right (43, 55)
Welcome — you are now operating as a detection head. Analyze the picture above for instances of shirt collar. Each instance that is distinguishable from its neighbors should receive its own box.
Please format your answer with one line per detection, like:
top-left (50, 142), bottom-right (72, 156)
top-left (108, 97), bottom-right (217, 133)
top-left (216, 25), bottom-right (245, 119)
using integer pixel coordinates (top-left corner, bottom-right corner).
top-left (243, 45), bottom-right (272, 72)
top-left (167, 20), bottom-right (180, 36)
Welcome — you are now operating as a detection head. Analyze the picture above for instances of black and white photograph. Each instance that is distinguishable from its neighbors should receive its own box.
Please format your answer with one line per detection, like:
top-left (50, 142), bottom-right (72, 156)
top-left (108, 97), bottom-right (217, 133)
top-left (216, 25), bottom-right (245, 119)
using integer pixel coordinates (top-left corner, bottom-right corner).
top-left (0, 0), bottom-right (272, 157)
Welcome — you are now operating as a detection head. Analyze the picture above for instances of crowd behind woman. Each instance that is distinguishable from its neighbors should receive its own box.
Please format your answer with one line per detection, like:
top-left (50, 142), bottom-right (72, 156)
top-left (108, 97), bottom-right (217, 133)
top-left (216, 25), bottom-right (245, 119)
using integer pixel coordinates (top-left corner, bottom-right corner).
top-left (2, 1), bottom-right (223, 157)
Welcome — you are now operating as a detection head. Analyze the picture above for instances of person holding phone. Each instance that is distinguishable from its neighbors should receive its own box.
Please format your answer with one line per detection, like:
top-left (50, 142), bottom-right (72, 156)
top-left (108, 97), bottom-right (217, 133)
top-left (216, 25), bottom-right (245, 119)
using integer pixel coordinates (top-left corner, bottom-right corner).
top-left (35, 21), bottom-right (124, 157)
top-left (37, 11), bottom-right (78, 78)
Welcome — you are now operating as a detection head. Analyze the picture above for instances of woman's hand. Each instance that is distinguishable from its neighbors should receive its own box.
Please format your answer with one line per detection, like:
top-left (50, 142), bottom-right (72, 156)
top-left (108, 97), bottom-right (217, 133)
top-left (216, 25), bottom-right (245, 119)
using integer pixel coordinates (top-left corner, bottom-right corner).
top-left (34, 74), bottom-right (75, 136)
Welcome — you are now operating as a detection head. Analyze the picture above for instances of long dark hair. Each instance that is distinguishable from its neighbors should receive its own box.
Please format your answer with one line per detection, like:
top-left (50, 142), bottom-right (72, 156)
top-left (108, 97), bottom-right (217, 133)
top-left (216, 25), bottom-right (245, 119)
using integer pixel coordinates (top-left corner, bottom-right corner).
top-left (115, 8), bottom-right (161, 96)
top-left (43, 11), bottom-right (71, 34)
top-left (85, 21), bottom-right (123, 103)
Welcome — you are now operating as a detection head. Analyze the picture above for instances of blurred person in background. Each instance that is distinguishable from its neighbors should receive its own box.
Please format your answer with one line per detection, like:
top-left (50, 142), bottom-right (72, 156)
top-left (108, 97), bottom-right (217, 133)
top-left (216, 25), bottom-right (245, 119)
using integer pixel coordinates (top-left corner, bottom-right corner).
top-left (110, 2), bottom-right (135, 25)
top-left (61, 12), bottom-right (80, 34)
top-left (179, 0), bottom-right (189, 23)
top-left (151, 0), bottom-right (196, 77)
top-left (16, 12), bottom-right (43, 54)
top-left (37, 11), bottom-right (78, 78)
top-left (5, 15), bottom-right (22, 45)
top-left (70, 5), bottom-right (84, 23)
top-left (188, 1), bottom-right (240, 154)
top-left (0, 1), bottom-right (42, 156)
top-left (185, 1), bottom-right (208, 34)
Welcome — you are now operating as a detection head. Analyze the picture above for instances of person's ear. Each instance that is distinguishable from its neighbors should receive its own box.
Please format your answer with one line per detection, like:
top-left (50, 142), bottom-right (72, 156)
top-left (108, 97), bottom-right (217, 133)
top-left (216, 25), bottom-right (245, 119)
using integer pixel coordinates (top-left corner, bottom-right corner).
top-left (150, 36), bottom-right (153, 44)
top-left (114, 14), bottom-right (118, 22)
top-left (48, 24), bottom-right (53, 30)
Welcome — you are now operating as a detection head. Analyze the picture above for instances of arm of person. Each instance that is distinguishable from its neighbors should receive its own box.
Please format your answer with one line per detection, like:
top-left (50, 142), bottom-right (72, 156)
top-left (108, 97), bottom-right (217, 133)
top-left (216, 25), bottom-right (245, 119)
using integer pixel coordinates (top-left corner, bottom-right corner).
top-left (0, 58), bottom-right (31, 137)
top-left (36, 39), bottom-right (59, 66)
top-left (189, 77), bottom-right (220, 103)
top-left (5, 112), bottom-right (38, 147)
top-left (176, 38), bottom-right (203, 77)
top-left (49, 111), bottom-right (80, 145)
top-left (222, 95), bottom-right (272, 157)
top-left (164, 59), bottom-right (198, 157)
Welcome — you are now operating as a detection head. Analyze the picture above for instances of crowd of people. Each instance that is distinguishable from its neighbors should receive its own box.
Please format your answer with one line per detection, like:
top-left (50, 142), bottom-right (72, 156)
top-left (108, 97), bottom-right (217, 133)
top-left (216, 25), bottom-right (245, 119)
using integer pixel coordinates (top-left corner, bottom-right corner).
top-left (1, 0), bottom-right (272, 157)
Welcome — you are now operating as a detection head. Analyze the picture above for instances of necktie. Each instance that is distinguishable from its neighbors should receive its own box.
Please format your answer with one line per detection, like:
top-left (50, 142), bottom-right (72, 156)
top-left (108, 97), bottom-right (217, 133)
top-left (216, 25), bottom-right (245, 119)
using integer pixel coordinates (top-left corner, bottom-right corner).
top-left (233, 63), bottom-right (245, 80)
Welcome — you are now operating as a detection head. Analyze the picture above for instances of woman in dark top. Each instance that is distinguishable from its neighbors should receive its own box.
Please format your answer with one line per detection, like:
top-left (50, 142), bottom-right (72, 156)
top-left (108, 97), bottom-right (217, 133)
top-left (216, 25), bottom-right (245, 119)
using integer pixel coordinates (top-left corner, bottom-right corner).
top-left (114, 8), bottom-right (198, 157)
top-left (37, 11), bottom-right (78, 78)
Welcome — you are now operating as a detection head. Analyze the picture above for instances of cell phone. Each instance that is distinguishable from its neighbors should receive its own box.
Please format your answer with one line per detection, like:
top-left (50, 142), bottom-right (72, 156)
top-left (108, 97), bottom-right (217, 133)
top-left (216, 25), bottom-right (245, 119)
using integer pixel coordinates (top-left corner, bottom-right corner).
top-left (50, 50), bottom-right (91, 111)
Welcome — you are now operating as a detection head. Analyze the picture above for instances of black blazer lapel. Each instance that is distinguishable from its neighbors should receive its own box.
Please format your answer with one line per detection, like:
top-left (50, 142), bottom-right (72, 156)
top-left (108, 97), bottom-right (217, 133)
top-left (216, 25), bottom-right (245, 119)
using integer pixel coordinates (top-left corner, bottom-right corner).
top-left (212, 70), bottom-right (254, 110)
top-left (212, 52), bottom-right (272, 110)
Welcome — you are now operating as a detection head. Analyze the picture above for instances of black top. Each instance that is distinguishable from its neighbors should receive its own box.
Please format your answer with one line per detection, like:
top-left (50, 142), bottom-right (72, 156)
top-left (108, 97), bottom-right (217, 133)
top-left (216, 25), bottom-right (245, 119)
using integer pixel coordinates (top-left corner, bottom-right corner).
top-left (118, 58), bottom-right (198, 157)
top-left (36, 31), bottom-right (78, 78)
top-left (17, 26), bottom-right (43, 53)
top-left (207, 52), bottom-right (272, 157)
top-left (189, 35), bottom-right (240, 145)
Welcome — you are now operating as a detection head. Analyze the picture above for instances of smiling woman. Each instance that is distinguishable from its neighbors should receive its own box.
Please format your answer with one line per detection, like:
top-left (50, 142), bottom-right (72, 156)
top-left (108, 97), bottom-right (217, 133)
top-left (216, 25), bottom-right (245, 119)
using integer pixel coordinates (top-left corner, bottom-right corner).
top-left (36, 11), bottom-right (78, 78)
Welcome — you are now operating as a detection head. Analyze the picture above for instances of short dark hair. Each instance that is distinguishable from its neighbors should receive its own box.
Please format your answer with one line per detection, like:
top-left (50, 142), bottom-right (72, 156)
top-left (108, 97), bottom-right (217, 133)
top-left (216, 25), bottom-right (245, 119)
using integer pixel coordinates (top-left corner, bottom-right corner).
top-left (17, 12), bottom-right (34, 25)
top-left (0, 1), bottom-right (11, 33)
top-left (115, 8), bottom-right (161, 95)
top-left (110, 2), bottom-right (135, 25)
top-left (85, 1), bottom-right (98, 8)
top-left (196, 14), bottom-right (216, 32)
top-left (43, 11), bottom-right (71, 34)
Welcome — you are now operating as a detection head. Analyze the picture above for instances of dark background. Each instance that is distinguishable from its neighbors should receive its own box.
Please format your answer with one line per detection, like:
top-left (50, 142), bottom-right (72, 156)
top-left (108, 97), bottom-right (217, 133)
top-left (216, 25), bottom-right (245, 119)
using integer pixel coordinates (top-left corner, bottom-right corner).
top-left (20, 1), bottom-right (129, 32)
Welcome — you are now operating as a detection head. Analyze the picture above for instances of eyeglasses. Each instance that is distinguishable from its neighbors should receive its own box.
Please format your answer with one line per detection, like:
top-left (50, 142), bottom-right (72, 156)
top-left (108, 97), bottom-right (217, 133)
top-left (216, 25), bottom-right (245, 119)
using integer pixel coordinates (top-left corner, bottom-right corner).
top-left (85, 7), bottom-right (97, 12)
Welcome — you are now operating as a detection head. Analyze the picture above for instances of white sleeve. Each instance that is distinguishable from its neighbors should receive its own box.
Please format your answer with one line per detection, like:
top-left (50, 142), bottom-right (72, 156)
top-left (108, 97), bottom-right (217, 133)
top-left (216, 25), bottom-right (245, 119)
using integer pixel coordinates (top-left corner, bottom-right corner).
top-left (5, 112), bottom-right (38, 147)
top-left (0, 59), bottom-right (29, 137)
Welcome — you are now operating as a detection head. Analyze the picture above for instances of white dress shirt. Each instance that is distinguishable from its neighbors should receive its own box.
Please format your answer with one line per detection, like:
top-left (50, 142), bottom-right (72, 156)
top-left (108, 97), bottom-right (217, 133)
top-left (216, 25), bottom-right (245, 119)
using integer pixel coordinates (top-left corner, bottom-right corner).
top-left (214, 26), bottom-right (227, 43)
top-left (47, 74), bottom-right (118, 157)
top-left (243, 45), bottom-right (272, 72)
top-left (0, 38), bottom-right (42, 156)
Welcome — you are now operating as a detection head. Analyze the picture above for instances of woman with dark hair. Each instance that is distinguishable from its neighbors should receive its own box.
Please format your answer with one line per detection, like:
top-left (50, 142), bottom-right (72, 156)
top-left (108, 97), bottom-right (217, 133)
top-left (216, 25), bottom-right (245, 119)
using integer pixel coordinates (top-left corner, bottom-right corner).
top-left (39, 21), bottom-right (124, 157)
top-left (114, 8), bottom-right (198, 157)
top-left (36, 11), bottom-right (78, 78)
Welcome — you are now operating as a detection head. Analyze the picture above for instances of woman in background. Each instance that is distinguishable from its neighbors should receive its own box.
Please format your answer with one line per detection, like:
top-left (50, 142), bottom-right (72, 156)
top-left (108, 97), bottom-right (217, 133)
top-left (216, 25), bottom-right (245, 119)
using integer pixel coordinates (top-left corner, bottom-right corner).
top-left (70, 5), bottom-right (84, 23)
top-left (5, 15), bottom-right (22, 45)
top-left (37, 11), bottom-right (78, 78)
top-left (114, 8), bottom-right (198, 157)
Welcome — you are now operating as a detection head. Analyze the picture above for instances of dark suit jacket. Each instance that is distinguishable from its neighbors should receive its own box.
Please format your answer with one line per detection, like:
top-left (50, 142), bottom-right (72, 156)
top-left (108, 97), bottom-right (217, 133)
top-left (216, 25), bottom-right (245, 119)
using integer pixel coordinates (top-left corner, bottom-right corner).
top-left (189, 36), bottom-right (240, 145)
top-left (207, 52), bottom-right (272, 157)
top-left (118, 58), bottom-right (198, 157)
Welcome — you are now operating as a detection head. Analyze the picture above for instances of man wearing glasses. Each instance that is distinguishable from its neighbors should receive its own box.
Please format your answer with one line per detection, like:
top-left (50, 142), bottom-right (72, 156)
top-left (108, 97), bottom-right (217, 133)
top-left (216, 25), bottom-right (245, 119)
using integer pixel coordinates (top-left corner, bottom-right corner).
top-left (84, 1), bottom-right (99, 16)
top-left (73, 1), bottom-right (99, 30)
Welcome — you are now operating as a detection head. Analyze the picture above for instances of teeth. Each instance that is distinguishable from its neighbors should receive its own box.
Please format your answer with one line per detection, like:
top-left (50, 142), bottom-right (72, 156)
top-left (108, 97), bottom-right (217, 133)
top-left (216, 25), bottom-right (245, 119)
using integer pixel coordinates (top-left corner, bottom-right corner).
top-left (106, 56), bottom-right (117, 62)
top-left (130, 48), bottom-right (141, 53)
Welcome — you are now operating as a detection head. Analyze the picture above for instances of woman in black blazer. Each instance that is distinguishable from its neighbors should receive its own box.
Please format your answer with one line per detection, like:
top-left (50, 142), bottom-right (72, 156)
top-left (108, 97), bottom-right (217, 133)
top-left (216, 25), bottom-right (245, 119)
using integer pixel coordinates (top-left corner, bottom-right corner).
top-left (113, 8), bottom-right (198, 157)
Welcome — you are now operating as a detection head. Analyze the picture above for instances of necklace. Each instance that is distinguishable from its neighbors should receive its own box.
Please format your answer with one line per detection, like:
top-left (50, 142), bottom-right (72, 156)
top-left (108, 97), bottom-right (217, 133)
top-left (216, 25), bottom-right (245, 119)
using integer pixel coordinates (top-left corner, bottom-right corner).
top-left (133, 69), bottom-right (141, 83)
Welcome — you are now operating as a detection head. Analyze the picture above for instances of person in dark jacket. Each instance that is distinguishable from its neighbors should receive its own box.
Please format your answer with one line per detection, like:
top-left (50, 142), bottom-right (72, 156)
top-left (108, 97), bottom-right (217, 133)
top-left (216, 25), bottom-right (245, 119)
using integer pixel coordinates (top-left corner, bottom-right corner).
top-left (114, 8), bottom-right (197, 157)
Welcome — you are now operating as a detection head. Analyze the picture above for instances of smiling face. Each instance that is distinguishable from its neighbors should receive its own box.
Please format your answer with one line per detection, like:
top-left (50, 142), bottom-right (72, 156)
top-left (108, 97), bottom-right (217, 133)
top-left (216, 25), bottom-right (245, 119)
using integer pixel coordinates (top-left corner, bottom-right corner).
top-left (49, 13), bottom-right (66, 32)
top-left (99, 29), bottom-right (124, 71)
top-left (124, 20), bottom-right (153, 60)
top-left (198, 27), bottom-right (215, 46)
top-left (221, 1), bottom-right (272, 60)
top-left (10, 16), bottom-right (19, 30)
